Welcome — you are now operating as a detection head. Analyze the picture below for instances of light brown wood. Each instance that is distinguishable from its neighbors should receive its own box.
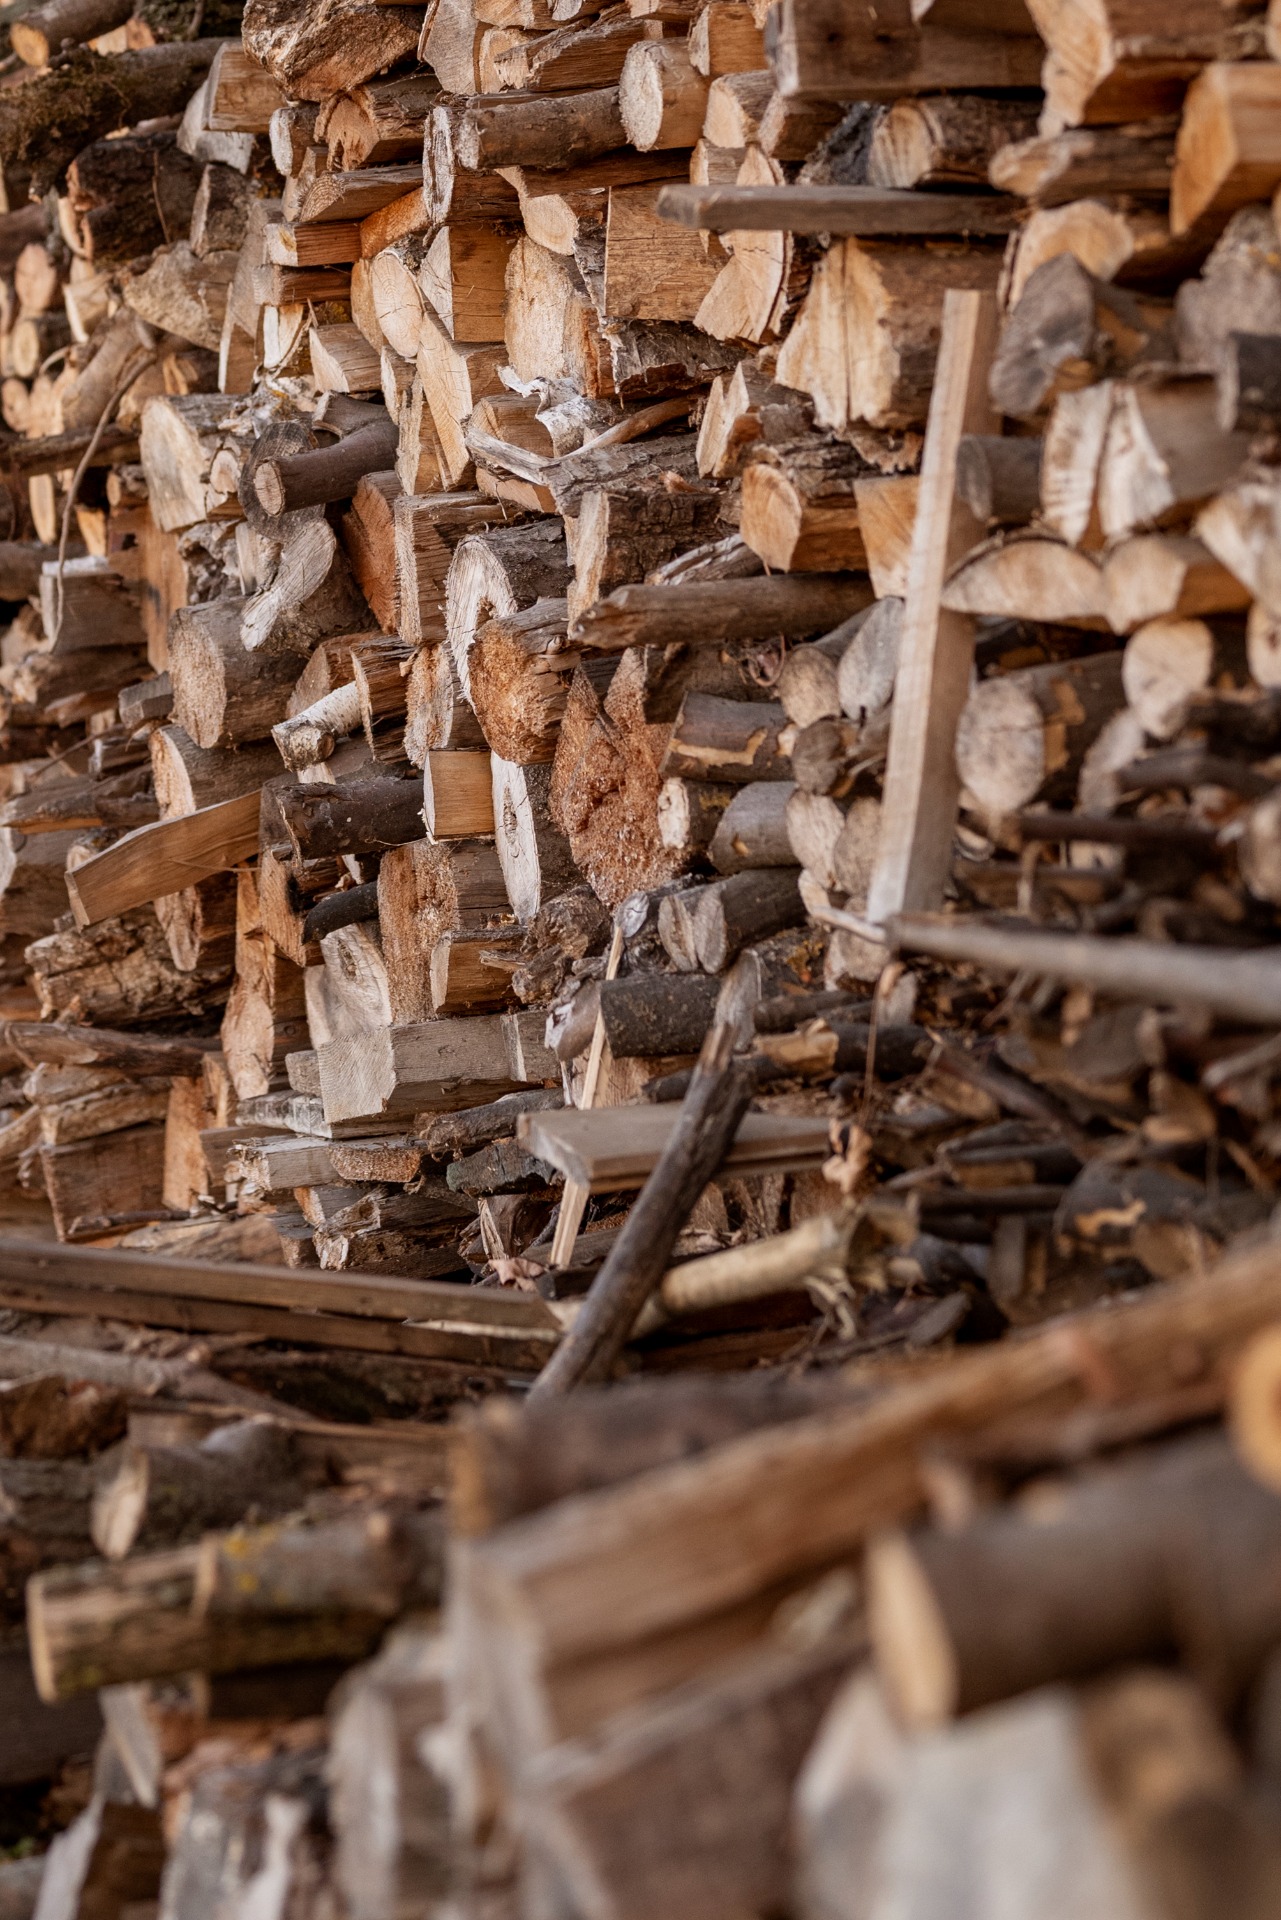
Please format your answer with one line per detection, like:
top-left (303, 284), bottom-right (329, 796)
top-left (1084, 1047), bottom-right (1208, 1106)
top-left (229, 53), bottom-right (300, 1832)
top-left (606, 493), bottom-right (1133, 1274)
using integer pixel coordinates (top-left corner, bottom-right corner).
top-left (1171, 61), bottom-right (1281, 236)
top-left (65, 794), bottom-right (261, 929)
top-left (867, 288), bottom-right (999, 920)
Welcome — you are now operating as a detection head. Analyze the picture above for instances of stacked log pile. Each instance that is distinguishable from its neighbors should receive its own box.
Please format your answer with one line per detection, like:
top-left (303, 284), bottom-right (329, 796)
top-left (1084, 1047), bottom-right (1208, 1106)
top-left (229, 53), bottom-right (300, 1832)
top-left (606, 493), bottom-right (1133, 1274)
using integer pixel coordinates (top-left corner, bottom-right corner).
top-left (6, 0), bottom-right (1281, 1913)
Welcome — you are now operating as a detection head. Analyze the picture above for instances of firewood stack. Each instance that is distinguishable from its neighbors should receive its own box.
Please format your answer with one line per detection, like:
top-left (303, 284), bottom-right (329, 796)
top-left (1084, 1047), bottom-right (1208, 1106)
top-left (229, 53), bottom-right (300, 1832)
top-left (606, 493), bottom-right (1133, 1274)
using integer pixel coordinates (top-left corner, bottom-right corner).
top-left (7, 0), bottom-right (1281, 1913)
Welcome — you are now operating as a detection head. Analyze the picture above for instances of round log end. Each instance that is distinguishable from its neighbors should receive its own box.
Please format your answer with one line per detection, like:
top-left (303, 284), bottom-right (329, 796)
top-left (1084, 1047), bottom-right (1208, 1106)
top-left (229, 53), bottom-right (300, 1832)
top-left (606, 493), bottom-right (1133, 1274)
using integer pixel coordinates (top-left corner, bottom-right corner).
top-left (10, 21), bottom-right (51, 67)
top-left (254, 461), bottom-right (287, 517)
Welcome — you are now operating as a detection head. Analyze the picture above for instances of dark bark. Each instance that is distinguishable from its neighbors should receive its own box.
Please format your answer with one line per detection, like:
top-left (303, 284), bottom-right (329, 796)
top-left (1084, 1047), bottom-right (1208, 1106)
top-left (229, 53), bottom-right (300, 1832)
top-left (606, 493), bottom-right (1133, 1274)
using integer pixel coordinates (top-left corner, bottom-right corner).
top-left (254, 418), bottom-right (400, 517)
top-left (955, 434), bottom-right (1043, 526)
top-left (597, 973), bottom-right (721, 1059)
top-left (0, 43), bottom-right (222, 194)
top-left (1217, 330), bottom-right (1281, 433)
top-left (694, 869), bottom-right (805, 973)
top-left (278, 776), bottom-right (425, 861)
top-left (302, 882), bottom-right (381, 946)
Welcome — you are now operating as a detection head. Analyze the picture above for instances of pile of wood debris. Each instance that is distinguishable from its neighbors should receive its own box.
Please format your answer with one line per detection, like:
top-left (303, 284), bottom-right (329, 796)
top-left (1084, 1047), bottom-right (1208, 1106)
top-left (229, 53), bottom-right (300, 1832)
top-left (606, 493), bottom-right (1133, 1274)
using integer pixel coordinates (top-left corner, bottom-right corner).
top-left (4, 0), bottom-right (1281, 1913)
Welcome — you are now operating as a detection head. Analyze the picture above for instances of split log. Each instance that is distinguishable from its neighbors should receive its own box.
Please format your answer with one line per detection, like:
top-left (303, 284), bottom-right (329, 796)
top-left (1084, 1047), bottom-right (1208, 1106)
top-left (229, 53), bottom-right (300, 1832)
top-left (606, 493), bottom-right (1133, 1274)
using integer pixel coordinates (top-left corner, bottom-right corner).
top-left (467, 598), bottom-right (572, 763)
top-left (240, 517), bottom-right (372, 657)
top-left (446, 517), bottom-right (571, 704)
top-left (317, 1017), bottom-right (529, 1126)
top-left (243, 0), bottom-right (424, 103)
top-left (493, 757), bottom-right (577, 921)
top-left (657, 777), bottom-right (735, 859)
top-left (149, 728), bottom-right (279, 820)
top-left (739, 442), bottom-right (870, 573)
top-left (954, 652), bottom-right (1125, 821)
top-left (619, 39), bottom-right (710, 151)
top-left (775, 236), bottom-right (1001, 432)
top-left (422, 750), bottom-right (494, 839)
top-left (1097, 377), bottom-right (1251, 542)
top-left (990, 121), bottom-right (1178, 207)
top-left (1121, 616), bottom-right (1248, 739)
top-left (395, 491), bottom-right (508, 647)
top-left (65, 130), bottom-right (202, 267)
top-left (866, 95), bottom-right (1037, 190)
top-left (1101, 533), bottom-right (1249, 632)
top-left (1170, 60), bottom-right (1281, 236)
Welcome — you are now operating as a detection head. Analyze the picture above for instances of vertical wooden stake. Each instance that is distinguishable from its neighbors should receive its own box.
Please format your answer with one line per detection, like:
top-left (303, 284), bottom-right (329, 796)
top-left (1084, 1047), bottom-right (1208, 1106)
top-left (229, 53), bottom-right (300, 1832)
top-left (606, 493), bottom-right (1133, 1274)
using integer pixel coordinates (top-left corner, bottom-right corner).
top-left (866, 288), bottom-right (1000, 923)
top-left (549, 922), bottom-right (624, 1267)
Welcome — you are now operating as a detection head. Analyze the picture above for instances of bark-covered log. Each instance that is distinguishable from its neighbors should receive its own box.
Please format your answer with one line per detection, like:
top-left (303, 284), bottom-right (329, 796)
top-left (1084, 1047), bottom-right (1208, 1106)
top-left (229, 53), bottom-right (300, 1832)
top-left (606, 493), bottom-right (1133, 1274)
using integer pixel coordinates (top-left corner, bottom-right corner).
top-left (0, 44), bottom-right (223, 195)
top-left (278, 776), bottom-right (426, 861)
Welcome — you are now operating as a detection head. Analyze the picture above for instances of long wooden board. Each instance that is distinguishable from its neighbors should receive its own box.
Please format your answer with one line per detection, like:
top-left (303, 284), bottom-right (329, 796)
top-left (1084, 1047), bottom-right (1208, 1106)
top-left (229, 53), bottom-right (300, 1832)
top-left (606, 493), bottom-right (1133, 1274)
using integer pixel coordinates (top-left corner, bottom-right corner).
top-left (65, 793), bottom-right (262, 928)
top-left (0, 1237), bottom-right (560, 1331)
top-left (518, 1106), bottom-right (831, 1192)
top-left (867, 288), bottom-right (999, 922)
top-left (657, 185), bottom-right (1020, 236)
top-left (0, 1272), bottom-right (556, 1373)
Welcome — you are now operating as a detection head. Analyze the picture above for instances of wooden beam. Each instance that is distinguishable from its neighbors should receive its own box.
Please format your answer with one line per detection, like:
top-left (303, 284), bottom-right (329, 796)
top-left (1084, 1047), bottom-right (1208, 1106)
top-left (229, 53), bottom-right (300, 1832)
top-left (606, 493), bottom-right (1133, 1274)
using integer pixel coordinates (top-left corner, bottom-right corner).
top-left (656, 184), bottom-right (1020, 236)
top-left (0, 1237), bottom-right (560, 1331)
top-left (64, 792), bottom-right (262, 928)
top-left (0, 1239), bottom-right (559, 1372)
top-left (882, 912), bottom-right (1281, 1029)
top-left (866, 287), bottom-right (999, 922)
top-left (518, 1104), bottom-right (831, 1192)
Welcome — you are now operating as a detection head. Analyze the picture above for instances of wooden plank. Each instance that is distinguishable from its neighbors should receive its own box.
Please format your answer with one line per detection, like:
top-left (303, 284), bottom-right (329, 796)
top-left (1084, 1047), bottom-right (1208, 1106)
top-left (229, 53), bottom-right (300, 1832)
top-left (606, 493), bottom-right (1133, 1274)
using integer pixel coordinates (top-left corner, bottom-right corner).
top-left (518, 1105), bottom-right (830, 1193)
top-left (0, 1237), bottom-right (561, 1330)
top-left (656, 184), bottom-right (1020, 236)
top-left (866, 288), bottom-right (999, 922)
top-left (0, 1274), bottom-right (557, 1372)
top-left (65, 792), bottom-right (262, 929)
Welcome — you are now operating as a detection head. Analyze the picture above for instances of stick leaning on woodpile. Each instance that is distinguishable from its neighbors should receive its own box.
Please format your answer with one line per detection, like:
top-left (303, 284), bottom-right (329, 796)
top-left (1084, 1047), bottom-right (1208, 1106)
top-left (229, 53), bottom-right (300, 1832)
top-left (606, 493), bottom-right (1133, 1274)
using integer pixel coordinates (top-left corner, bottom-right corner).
top-left (6, 0), bottom-right (1281, 1915)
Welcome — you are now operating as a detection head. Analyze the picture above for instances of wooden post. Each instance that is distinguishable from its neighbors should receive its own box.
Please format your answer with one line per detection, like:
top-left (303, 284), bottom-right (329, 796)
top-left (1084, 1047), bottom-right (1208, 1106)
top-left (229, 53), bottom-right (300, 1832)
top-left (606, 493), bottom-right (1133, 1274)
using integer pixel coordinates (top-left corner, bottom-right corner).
top-left (865, 288), bottom-right (999, 923)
